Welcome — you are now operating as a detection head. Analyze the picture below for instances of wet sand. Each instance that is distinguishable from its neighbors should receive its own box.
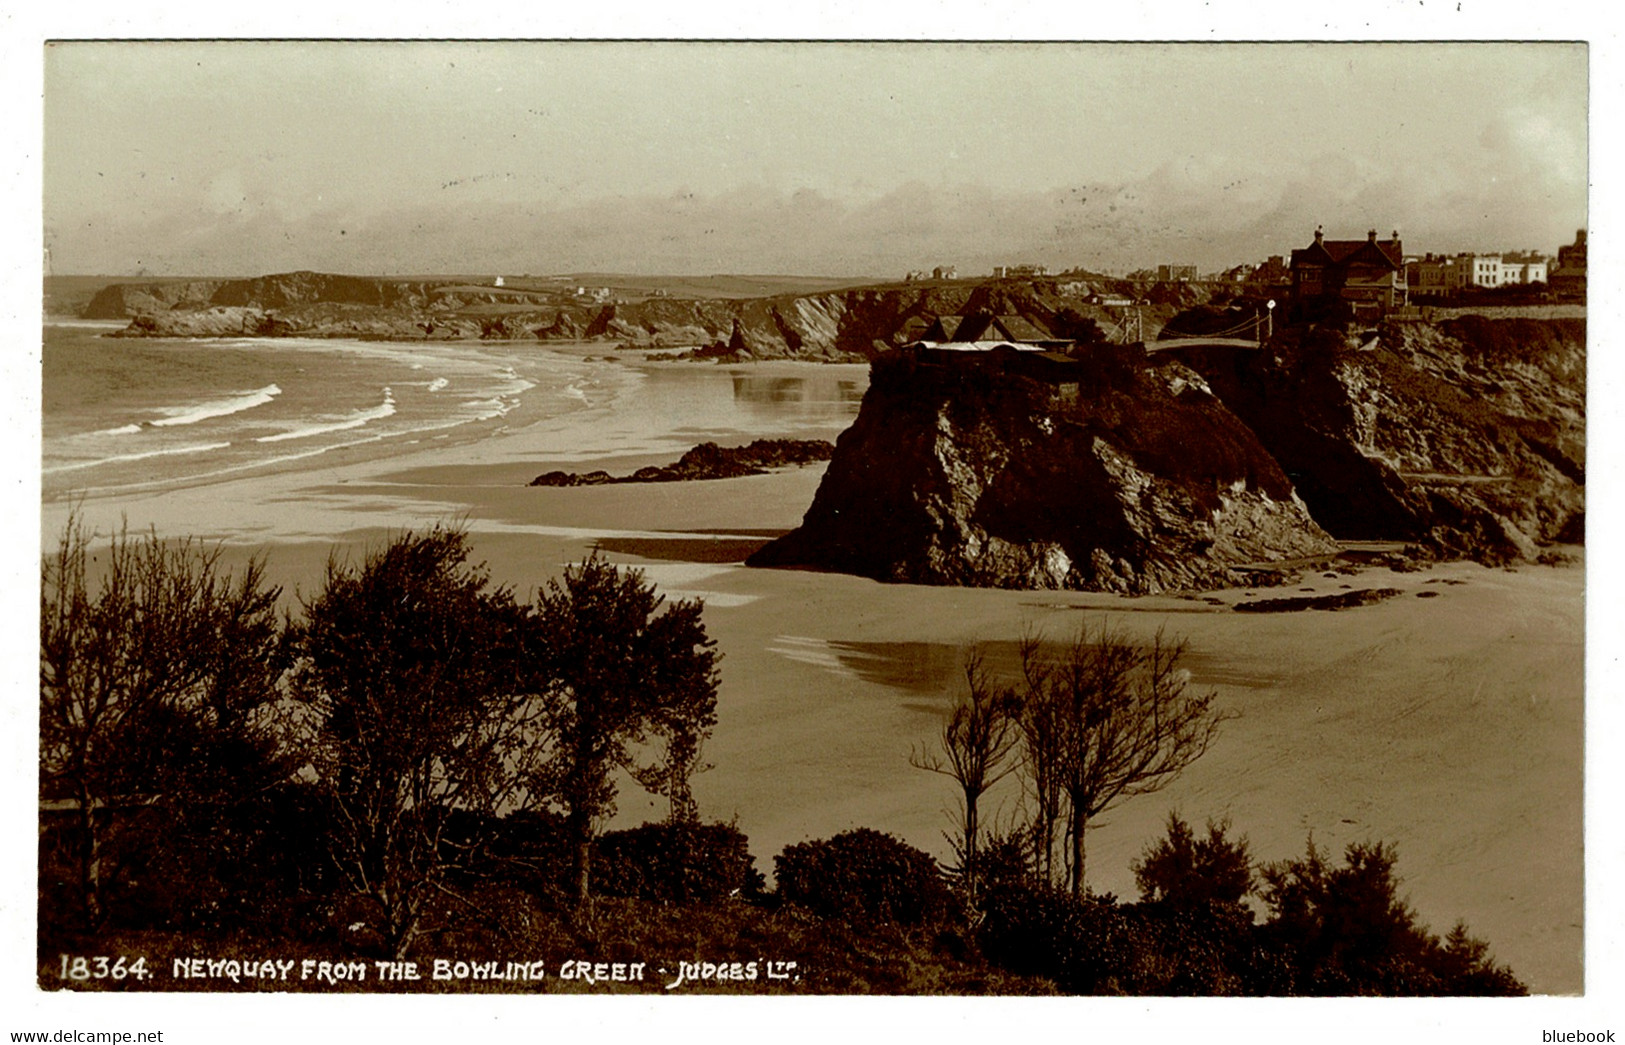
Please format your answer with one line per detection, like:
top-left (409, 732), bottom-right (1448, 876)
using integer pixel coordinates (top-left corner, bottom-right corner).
top-left (39, 358), bottom-right (1585, 994)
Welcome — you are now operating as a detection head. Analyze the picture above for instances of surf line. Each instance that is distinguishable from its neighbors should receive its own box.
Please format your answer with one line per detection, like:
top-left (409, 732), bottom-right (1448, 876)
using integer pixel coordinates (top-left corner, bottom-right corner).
top-left (256, 388), bottom-right (396, 443)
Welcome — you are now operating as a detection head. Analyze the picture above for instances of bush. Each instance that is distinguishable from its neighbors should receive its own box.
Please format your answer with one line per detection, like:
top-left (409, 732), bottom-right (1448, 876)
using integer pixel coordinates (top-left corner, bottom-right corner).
top-left (1129, 900), bottom-right (1282, 995)
top-left (978, 882), bottom-right (1136, 993)
top-left (595, 822), bottom-right (765, 903)
top-left (1132, 813), bottom-right (1254, 907)
top-left (1258, 838), bottom-right (1526, 996)
top-left (979, 880), bottom-right (1282, 996)
top-left (957, 829), bottom-right (1038, 897)
top-left (107, 784), bottom-right (339, 935)
top-left (774, 829), bottom-right (952, 927)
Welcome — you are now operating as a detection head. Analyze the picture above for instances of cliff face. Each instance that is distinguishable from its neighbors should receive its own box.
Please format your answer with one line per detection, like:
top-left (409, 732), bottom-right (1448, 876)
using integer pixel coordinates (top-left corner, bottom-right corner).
top-left (82, 279), bottom-right (225, 317)
top-left (547, 279), bottom-right (1204, 360)
top-left (84, 271), bottom-right (439, 318)
top-left (107, 304), bottom-right (488, 340)
top-left (1177, 317), bottom-right (1585, 562)
top-left (748, 346), bottom-right (1338, 594)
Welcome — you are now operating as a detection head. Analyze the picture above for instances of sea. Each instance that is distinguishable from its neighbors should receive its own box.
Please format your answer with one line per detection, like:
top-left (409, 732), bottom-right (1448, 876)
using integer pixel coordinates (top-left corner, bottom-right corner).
top-left (42, 321), bottom-right (867, 511)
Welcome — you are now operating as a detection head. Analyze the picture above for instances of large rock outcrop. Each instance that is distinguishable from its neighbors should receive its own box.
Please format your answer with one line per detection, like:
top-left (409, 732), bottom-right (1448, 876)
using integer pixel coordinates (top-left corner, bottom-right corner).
top-left (748, 345), bottom-right (1337, 593)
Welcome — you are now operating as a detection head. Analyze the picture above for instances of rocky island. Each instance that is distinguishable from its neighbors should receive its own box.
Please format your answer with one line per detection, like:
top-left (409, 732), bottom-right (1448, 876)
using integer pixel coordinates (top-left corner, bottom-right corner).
top-left (530, 439), bottom-right (834, 487)
top-left (747, 344), bottom-right (1338, 593)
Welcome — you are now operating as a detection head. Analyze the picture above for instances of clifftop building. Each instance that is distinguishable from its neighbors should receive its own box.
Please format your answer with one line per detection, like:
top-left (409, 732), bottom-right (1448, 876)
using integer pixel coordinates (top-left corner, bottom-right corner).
top-left (1290, 227), bottom-right (1407, 319)
top-left (1408, 249), bottom-right (1553, 297)
top-left (1550, 229), bottom-right (1586, 300)
top-left (920, 312), bottom-right (1055, 345)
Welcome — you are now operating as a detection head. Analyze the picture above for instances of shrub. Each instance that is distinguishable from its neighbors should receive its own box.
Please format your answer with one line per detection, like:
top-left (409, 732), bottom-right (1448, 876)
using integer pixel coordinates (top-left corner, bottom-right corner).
top-left (977, 882), bottom-right (1136, 993)
top-left (595, 822), bottom-right (765, 903)
top-left (461, 809), bottom-right (574, 906)
top-left (1132, 813), bottom-right (1254, 907)
top-left (1128, 899), bottom-right (1281, 996)
top-left (979, 880), bottom-right (1281, 996)
top-left (958, 829), bottom-right (1039, 897)
top-left (774, 829), bottom-right (952, 927)
top-left (1258, 838), bottom-right (1526, 996)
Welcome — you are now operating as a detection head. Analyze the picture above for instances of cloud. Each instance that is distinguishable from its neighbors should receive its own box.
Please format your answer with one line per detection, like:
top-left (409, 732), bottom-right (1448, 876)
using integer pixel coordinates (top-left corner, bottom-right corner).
top-left (48, 142), bottom-right (1587, 277)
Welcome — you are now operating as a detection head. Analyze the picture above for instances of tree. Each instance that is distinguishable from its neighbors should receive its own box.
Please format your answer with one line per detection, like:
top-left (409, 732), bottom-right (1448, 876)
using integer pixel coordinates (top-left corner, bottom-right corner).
top-left (1132, 813), bottom-right (1254, 908)
top-left (1050, 307), bottom-right (1107, 345)
top-left (532, 553), bottom-right (719, 914)
top-left (1016, 634), bottom-right (1067, 887)
top-left (910, 647), bottom-right (1020, 906)
top-left (287, 526), bottom-right (541, 957)
top-left (1015, 622), bottom-right (1229, 896)
top-left (39, 514), bottom-right (285, 927)
top-left (1256, 837), bottom-right (1524, 995)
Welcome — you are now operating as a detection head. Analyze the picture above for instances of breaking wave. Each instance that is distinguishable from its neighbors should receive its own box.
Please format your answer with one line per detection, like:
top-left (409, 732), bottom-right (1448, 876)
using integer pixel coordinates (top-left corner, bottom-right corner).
top-left (44, 440), bottom-right (233, 474)
top-left (255, 388), bottom-right (397, 443)
top-left (150, 384), bottom-right (281, 429)
top-left (94, 384), bottom-right (283, 435)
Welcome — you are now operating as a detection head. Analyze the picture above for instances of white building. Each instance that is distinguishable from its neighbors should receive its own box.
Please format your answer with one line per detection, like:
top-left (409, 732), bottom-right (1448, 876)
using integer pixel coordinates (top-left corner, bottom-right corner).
top-left (1499, 253), bottom-right (1549, 284)
top-left (1457, 254), bottom-right (1503, 288)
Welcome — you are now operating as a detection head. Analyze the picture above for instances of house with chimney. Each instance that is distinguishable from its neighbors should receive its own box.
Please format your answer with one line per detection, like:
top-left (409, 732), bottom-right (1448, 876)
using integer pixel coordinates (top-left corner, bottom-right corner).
top-left (919, 312), bottom-right (1055, 346)
top-left (1290, 227), bottom-right (1408, 319)
top-left (1550, 229), bottom-right (1586, 300)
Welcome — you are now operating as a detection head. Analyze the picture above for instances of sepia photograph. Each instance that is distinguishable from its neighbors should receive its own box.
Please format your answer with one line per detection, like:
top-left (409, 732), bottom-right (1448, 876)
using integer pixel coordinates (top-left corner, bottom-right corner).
top-left (11, 15), bottom-right (1616, 1040)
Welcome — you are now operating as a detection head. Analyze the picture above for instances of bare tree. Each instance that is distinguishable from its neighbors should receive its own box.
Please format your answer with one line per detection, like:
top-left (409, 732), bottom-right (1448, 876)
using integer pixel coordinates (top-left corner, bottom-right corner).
top-left (1016, 628), bottom-right (1067, 887)
top-left (911, 647), bottom-right (1021, 904)
top-left (1015, 621), bottom-right (1230, 895)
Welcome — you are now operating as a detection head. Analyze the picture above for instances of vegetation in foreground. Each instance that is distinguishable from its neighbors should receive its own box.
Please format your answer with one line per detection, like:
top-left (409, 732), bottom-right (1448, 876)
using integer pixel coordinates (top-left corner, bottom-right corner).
top-left (39, 519), bottom-right (1525, 995)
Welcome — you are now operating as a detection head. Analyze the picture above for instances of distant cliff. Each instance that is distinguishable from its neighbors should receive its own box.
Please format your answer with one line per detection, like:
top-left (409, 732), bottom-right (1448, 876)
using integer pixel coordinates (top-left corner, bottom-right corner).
top-left (89, 270), bottom-right (1217, 358)
top-left (83, 270), bottom-right (556, 319)
top-left (748, 345), bottom-right (1338, 593)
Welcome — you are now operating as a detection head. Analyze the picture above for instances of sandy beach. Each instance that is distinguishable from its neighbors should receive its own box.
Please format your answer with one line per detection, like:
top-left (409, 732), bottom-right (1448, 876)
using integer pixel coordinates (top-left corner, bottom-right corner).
top-left (40, 351), bottom-right (1584, 994)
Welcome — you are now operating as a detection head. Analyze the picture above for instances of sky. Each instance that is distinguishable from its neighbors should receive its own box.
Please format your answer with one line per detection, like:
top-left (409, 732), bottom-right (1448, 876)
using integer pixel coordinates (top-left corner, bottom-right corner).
top-left (42, 41), bottom-right (1586, 277)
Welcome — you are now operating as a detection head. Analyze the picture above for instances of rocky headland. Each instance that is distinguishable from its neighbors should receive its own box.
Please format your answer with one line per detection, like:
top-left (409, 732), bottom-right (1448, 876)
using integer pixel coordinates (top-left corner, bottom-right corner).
top-left (1171, 315), bottom-right (1585, 564)
top-left (748, 315), bottom-right (1584, 593)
